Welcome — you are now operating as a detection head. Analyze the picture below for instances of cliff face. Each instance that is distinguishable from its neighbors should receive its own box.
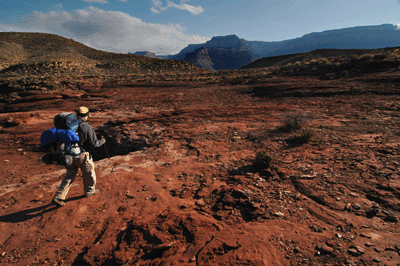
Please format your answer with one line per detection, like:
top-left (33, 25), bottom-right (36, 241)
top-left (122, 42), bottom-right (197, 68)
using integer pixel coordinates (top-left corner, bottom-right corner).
top-left (171, 35), bottom-right (260, 70)
top-left (206, 47), bottom-right (255, 70)
top-left (183, 47), bottom-right (215, 71)
top-left (182, 46), bottom-right (256, 71)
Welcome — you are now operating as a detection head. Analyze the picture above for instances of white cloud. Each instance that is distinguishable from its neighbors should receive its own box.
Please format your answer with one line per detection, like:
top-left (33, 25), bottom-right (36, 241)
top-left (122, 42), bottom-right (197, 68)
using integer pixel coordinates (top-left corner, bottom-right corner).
top-left (151, 0), bottom-right (204, 15)
top-left (0, 6), bottom-right (208, 55)
top-left (82, 0), bottom-right (109, 3)
top-left (150, 7), bottom-right (161, 14)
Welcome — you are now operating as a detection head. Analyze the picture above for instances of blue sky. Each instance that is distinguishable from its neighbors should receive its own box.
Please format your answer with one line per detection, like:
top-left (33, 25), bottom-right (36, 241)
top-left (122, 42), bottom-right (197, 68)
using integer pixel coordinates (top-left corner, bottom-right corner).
top-left (0, 0), bottom-right (399, 55)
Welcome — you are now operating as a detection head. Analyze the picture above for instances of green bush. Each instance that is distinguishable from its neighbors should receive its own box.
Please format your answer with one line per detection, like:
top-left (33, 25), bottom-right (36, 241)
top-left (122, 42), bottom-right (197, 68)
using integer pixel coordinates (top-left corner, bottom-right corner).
top-left (255, 150), bottom-right (275, 169)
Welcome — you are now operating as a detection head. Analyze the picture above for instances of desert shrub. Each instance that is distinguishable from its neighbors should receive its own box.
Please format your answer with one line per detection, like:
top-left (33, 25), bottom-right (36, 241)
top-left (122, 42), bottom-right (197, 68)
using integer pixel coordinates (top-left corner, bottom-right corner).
top-left (255, 150), bottom-right (275, 169)
top-left (349, 55), bottom-right (359, 62)
top-left (318, 58), bottom-right (330, 65)
top-left (47, 83), bottom-right (57, 90)
top-left (280, 111), bottom-right (306, 132)
top-left (288, 128), bottom-right (314, 145)
top-left (341, 70), bottom-right (349, 77)
top-left (358, 54), bottom-right (374, 61)
top-left (325, 73), bottom-right (335, 80)
top-left (373, 53), bottom-right (388, 60)
top-left (281, 63), bottom-right (292, 71)
top-left (299, 128), bottom-right (314, 143)
top-left (392, 49), bottom-right (400, 58)
top-left (294, 61), bottom-right (302, 67)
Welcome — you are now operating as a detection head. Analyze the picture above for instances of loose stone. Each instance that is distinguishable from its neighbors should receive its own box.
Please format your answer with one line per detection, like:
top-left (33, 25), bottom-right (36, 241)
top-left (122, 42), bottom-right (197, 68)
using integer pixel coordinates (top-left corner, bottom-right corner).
top-left (372, 257), bottom-right (381, 263)
top-left (384, 215), bottom-right (399, 223)
top-left (321, 245), bottom-right (334, 254)
top-left (196, 199), bottom-right (206, 207)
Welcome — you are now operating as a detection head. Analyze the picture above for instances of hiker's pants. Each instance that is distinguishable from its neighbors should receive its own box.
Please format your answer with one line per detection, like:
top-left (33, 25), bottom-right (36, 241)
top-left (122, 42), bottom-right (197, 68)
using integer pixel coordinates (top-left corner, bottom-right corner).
top-left (53, 152), bottom-right (97, 200)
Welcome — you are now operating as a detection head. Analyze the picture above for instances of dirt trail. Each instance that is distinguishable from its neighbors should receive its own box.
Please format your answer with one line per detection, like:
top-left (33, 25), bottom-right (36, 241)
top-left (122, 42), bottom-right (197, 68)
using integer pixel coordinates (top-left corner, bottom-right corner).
top-left (1, 74), bottom-right (400, 265)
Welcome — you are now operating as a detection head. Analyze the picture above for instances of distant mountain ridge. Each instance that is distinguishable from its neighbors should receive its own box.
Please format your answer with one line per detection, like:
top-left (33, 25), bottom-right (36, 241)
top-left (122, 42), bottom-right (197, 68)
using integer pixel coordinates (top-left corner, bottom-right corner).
top-left (250, 24), bottom-right (400, 58)
top-left (173, 35), bottom-right (257, 59)
top-left (170, 35), bottom-right (260, 70)
top-left (171, 24), bottom-right (400, 70)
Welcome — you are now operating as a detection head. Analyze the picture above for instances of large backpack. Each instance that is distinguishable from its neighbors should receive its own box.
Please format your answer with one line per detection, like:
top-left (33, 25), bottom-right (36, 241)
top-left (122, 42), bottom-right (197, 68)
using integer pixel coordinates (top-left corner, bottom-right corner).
top-left (40, 112), bottom-right (82, 165)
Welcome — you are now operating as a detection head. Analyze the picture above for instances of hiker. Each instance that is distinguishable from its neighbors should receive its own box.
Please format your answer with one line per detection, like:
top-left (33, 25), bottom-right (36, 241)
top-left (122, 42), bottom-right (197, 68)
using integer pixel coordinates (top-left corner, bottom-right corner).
top-left (52, 106), bottom-right (106, 206)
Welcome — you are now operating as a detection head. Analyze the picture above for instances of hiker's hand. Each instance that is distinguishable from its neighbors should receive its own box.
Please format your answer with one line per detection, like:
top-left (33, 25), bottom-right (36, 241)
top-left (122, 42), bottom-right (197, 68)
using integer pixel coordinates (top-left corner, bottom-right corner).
top-left (100, 136), bottom-right (106, 144)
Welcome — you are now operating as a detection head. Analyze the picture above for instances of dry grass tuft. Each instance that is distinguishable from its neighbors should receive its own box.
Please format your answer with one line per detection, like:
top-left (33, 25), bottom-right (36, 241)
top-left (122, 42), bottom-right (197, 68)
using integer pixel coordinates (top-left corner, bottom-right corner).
top-left (279, 112), bottom-right (307, 132)
top-left (255, 150), bottom-right (275, 169)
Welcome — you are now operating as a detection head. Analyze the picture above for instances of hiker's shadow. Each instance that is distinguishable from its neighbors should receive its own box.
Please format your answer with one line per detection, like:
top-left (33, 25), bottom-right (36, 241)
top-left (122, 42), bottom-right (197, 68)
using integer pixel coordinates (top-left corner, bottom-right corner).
top-left (0, 195), bottom-right (85, 223)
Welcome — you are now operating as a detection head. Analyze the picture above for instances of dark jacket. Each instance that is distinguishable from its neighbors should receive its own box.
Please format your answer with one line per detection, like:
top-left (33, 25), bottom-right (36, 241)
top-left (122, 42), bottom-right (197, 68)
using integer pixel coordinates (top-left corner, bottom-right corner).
top-left (77, 117), bottom-right (105, 152)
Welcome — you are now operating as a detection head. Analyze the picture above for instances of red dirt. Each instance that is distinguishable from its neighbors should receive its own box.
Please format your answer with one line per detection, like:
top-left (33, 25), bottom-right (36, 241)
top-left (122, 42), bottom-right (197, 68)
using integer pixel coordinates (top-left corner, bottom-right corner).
top-left (1, 73), bottom-right (400, 266)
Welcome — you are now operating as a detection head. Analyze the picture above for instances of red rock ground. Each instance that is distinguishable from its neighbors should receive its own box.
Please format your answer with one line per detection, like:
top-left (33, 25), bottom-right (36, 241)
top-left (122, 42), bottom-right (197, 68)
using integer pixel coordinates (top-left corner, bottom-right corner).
top-left (0, 73), bottom-right (400, 266)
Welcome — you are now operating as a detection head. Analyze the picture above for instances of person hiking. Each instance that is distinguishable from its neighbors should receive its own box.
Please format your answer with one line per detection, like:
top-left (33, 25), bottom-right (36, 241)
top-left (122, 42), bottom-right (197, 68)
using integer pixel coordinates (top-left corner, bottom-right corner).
top-left (52, 106), bottom-right (106, 207)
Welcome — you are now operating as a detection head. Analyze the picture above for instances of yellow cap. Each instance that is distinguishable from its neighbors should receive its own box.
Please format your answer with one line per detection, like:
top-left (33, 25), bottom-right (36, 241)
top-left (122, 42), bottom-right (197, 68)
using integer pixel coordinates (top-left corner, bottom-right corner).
top-left (77, 106), bottom-right (90, 117)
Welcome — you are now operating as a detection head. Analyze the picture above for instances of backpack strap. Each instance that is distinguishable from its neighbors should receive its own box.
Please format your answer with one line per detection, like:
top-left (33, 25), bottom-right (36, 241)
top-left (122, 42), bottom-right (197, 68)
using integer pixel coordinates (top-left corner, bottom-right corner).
top-left (77, 120), bottom-right (87, 152)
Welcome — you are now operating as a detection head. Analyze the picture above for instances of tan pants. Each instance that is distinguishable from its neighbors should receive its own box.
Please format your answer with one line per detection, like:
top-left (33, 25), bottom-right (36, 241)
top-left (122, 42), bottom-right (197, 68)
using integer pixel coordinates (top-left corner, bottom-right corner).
top-left (53, 152), bottom-right (97, 200)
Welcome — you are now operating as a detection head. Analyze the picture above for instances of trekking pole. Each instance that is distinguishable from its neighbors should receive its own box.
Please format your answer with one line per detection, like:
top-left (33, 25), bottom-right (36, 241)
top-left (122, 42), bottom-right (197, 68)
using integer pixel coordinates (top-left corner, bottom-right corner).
top-left (104, 144), bottom-right (118, 182)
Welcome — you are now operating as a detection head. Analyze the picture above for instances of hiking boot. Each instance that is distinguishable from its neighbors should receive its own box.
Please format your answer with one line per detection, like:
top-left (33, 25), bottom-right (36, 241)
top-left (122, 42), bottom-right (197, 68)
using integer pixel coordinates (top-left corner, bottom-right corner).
top-left (52, 198), bottom-right (66, 207)
top-left (86, 188), bottom-right (100, 197)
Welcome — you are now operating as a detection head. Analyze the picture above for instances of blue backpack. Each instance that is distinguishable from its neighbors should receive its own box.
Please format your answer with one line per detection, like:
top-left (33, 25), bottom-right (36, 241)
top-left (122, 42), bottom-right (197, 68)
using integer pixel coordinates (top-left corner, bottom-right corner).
top-left (40, 112), bottom-right (82, 165)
